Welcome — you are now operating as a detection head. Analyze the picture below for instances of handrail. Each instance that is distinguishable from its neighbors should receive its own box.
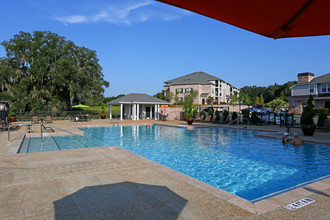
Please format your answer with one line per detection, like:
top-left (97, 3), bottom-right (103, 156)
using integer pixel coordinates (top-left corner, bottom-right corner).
top-left (223, 118), bottom-right (240, 128)
top-left (111, 118), bottom-right (120, 126)
top-left (223, 118), bottom-right (250, 129)
top-left (7, 124), bottom-right (22, 141)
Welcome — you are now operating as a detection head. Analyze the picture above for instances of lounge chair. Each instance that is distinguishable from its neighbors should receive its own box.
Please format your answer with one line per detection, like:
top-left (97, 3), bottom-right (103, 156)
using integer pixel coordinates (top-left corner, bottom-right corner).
top-left (31, 116), bottom-right (39, 124)
top-left (45, 116), bottom-right (52, 123)
top-left (42, 124), bottom-right (54, 132)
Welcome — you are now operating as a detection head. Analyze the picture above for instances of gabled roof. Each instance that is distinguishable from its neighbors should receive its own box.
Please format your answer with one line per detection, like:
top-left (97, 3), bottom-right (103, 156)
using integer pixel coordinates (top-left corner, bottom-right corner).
top-left (164, 71), bottom-right (234, 87)
top-left (108, 93), bottom-right (170, 105)
top-left (310, 73), bottom-right (330, 83)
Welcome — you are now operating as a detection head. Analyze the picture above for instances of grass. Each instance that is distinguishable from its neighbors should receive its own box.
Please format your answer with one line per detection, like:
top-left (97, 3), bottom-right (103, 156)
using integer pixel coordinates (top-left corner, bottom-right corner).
top-left (86, 105), bottom-right (120, 116)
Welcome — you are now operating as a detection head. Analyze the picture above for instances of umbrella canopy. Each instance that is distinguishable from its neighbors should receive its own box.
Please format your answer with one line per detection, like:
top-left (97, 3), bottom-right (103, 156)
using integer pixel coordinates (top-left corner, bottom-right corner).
top-left (72, 104), bottom-right (89, 108)
top-left (157, 0), bottom-right (330, 39)
top-left (159, 105), bottom-right (171, 108)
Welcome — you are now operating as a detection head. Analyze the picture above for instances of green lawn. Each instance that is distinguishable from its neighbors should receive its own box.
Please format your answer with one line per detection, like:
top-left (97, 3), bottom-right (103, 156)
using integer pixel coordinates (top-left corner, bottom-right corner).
top-left (86, 105), bottom-right (120, 116)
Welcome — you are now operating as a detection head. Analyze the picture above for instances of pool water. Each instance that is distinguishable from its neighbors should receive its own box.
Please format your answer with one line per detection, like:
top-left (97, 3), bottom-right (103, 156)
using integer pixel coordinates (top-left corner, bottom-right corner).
top-left (19, 125), bottom-right (330, 201)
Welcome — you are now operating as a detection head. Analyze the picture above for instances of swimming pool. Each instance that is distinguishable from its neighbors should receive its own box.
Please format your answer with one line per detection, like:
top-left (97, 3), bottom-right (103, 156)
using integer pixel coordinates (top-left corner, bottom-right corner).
top-left (19, 125), bottom-right (330, 201)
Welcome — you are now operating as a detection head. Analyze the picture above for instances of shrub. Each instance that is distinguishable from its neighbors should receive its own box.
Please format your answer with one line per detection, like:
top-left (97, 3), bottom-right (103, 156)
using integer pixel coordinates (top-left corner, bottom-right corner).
top-left (208, 108), bottom-right (214, 120)
top-left (251, 111), bottom-right (259, 124)
top-left (232, 112), bottom-right (238, 121)
top-left (223, 110), bottom-right (229, 122)
top-left (317, 109), bottom-right (328, 127)
top-left (315, 108), bottom-right (329, 115)
top-left (8, 108), bottom-right (16, 117)
top-left (200, 110), bottom-right (206, 119)
top-left (242, 109), bottom-right (249, 119)
top-left (215, 110), bottom-right (221, 121)
top-left (301, 95), bottom-right (316, 125)
top-left (193, 109), bottom-right (198, 118)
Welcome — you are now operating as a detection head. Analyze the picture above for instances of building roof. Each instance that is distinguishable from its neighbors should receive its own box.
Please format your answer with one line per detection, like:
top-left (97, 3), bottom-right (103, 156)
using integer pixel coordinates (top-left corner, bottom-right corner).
top-left (309, 73), bottom-right (330, 83)
top-left (108, 93), bottom-right (170, 105)
top-left (164, 71), bottom-right (237, 88)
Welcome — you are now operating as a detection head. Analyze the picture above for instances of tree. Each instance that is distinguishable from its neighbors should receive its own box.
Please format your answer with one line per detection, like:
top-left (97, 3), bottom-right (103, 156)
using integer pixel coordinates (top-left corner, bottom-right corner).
top-left (165, 91), bottom-right (174, 103)
top-left (0, 31), bottom-right (109, 112)
top-left (260, 94), bottom-right (264, 105)
top-left (153, 90), bottom-right (164, 100)
top-left (183, 90), bottom-right (198, 118)
top-left (266, 98), bottom-right (288, 111)
top-left (255, 96), bottom-right (260, 105)
top-left (174, 91), bottom-right (179, 107)
top-left (207, 96), bottom-right (214, 105)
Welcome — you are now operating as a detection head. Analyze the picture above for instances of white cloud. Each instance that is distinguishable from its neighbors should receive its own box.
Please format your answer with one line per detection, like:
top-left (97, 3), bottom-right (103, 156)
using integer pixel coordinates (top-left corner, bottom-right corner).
top-left (54, 0), bottom-right (189, 25)
top-left (55, 15), bottom-right (88, 25)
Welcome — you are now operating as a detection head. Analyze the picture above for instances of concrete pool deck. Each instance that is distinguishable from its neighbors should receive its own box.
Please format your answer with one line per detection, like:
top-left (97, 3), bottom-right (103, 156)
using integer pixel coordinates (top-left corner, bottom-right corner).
top-left (0, 119), bottom-right (329, 219)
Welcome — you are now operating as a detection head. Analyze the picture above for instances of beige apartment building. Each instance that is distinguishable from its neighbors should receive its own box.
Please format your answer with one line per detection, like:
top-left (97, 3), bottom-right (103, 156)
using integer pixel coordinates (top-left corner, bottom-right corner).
top-left (288, 72), bottom-right (330, 114)
top-left (164, 72), bottom-right (239, 105)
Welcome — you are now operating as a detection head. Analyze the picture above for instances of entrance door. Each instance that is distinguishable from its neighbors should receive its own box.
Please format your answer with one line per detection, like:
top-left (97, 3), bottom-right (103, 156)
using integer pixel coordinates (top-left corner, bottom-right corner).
top-left (202, 99), bottom-right (205, 104)
top-left (152, 107), bottom-right (155, 118)
top-left (146, 107), bottom-right (150, 118)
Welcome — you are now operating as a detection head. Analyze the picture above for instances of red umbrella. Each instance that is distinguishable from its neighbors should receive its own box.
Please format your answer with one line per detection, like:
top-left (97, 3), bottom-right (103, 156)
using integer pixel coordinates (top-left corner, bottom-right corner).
top-left (157, 0), bottom-right (330, 39)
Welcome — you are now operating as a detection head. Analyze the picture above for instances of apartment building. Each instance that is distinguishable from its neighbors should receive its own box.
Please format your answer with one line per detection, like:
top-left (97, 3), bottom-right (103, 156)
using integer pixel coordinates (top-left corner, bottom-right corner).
top-left (288, 72), bottom-right (330, 114)
top-left (164, 71), bottom-right (239, 105)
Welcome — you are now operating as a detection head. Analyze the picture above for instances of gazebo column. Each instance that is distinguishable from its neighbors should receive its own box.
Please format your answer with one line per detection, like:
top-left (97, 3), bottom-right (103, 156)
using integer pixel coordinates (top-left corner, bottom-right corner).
top-left (133, 104), bottom-right (136, 120)
top-left (154, 104), bottom-right (157, 120)
top-left (157, 105), bottom-right (160, 120)
top-left (137, 104), bottom-right (140, 120)
top-left (120, 104), bottom-right (123, 120)
top-left (109, 105), bottom-right (112, 119)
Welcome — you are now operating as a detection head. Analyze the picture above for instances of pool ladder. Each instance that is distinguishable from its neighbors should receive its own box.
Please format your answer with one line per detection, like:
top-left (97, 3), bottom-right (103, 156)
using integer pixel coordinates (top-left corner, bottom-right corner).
top-left (111, 118), bottom-right (120, 126)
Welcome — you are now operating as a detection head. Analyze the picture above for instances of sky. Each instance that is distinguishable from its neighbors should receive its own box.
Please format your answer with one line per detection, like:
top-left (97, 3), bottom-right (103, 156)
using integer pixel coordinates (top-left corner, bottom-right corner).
top-left (1, 0), bottom-right (330, 97)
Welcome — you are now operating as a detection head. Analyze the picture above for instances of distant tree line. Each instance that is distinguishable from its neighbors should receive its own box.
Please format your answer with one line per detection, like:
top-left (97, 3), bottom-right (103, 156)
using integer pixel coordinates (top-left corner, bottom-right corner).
top-left (102, 94), bottom-right (125, 103)
top-left (240, 81), bottom-right (297, 104)
top-left (0, 31), bottom-right (109, 112)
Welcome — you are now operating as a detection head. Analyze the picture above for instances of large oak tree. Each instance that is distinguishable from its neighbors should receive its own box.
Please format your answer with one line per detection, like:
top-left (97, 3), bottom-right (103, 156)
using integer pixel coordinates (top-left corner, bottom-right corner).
top-left (0, 31), bottom-right (109, 112)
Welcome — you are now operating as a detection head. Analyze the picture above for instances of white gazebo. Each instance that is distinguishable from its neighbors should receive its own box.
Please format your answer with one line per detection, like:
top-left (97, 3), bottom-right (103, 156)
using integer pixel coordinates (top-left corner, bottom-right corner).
top-left (108, 93), bottom-right (170, 120)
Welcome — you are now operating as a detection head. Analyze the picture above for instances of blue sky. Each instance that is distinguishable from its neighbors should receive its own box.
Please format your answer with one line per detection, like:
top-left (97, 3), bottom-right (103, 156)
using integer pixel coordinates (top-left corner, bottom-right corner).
top-left (1, 0), bottom-right (330, 97)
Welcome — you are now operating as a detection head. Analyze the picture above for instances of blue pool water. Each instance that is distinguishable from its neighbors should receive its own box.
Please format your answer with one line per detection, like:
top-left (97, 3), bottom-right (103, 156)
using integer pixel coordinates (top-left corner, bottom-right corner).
top-left (19, 125), bottom-right (330, 201)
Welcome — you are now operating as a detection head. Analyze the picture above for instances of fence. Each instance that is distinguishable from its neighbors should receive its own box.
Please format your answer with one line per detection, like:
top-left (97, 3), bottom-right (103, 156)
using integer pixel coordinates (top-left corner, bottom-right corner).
top-left (15, 111), bottom-right (117, 121)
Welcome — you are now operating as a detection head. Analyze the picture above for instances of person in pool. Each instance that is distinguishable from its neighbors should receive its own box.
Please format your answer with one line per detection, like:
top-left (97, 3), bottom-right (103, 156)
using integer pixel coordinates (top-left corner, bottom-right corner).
top-left (292, 133), bottom-right (304, 145)
top-left (282, 132), bottom-right (289, 144)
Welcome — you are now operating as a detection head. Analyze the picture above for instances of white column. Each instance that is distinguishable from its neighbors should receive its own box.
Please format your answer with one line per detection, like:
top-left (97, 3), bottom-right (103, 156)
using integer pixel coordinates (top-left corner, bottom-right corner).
top-left (120, 104), bottom-right (123, 120)
top-left (137, 104), bottom-right (140, 120)
top-left (157, 105), bottom-right (160, 120)
top-left (133, 104), bottom-right (136, 120)
top-left (154, 105), bottom-right (157, 120)
top-left (109, 105), bottom-right (112, 119)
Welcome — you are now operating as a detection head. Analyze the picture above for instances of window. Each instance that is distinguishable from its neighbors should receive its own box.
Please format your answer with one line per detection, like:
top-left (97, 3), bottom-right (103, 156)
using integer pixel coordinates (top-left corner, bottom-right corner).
top-left (179, 97), bottom-right (183, 102)
top-left (176, 88), bottom-right (183, 94)
top-left (321, 83), bottom-right (330, 93)
top-left (310, 84), bottom-right (315, 93)
top-left (185, 88), bottom-right (193, 93)
top-left (321, 84), bottom-right (327, 93)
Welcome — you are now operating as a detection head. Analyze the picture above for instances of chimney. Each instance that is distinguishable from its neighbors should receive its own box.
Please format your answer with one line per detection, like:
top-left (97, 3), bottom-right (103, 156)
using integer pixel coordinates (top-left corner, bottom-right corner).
top-left (297, 72), bottom-right (314, 84)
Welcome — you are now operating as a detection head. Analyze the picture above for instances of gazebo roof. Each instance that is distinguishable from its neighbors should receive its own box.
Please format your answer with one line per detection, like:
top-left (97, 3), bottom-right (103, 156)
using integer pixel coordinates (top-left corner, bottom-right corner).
top-left (108, 93), bottom-right (170, 105)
